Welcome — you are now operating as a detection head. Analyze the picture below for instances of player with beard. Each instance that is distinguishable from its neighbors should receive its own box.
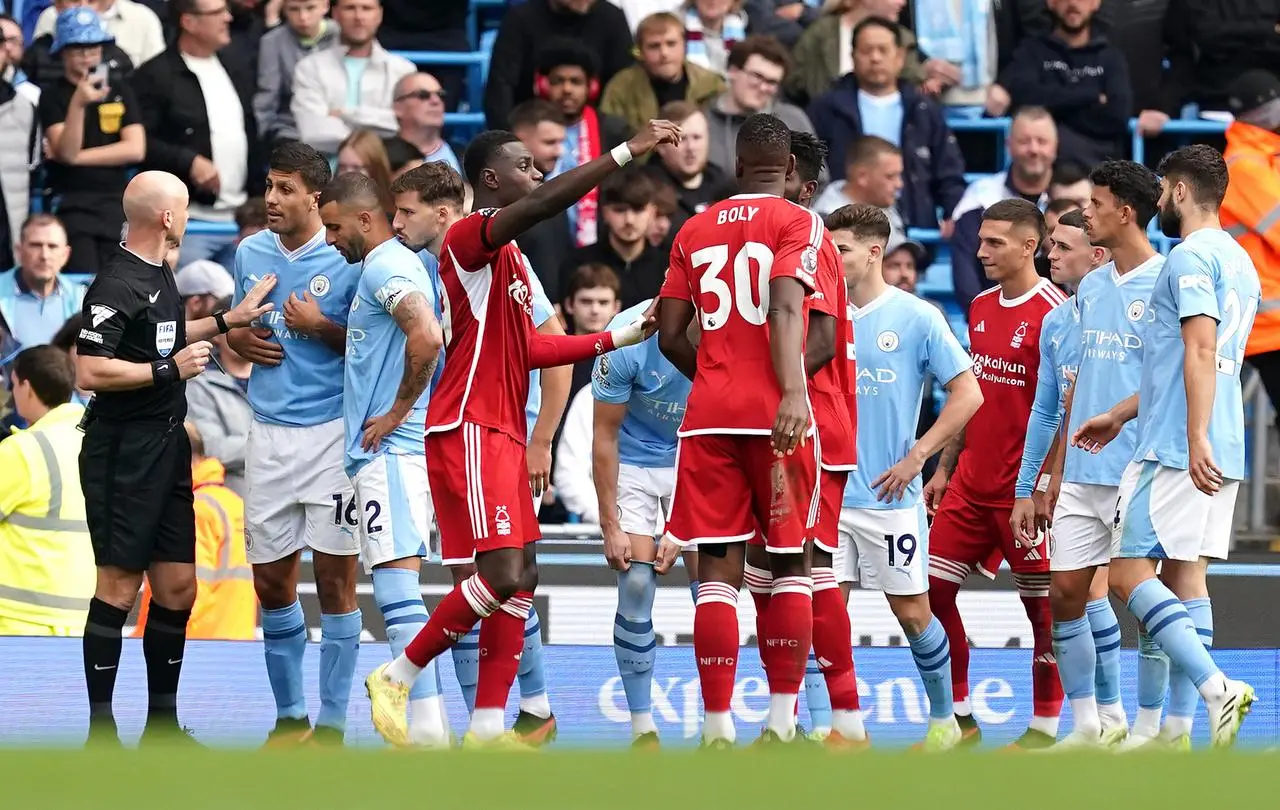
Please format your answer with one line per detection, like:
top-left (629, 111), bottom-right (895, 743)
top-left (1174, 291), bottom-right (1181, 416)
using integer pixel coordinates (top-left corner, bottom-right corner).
top-left (366, 120), bottom-right (678, 748)
top-left (1072, 145), bottom-right (1259, 748)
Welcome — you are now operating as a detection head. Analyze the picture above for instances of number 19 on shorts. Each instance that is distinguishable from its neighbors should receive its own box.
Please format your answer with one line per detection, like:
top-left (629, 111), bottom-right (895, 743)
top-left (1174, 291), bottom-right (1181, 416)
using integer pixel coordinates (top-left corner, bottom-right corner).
top-left (886, 532), bottom-right (917, 567)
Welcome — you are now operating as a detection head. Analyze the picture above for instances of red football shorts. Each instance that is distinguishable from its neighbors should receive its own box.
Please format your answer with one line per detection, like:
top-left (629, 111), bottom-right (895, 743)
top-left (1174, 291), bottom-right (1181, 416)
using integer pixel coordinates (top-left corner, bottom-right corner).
top-left (427, 422), bottom-right (540, 566)
top-left (812, 468), bottom-right (849, 554)
top-left (666, 433), bottom-right (819, 554)
top-left (929, 485), bottom-right (1047, 577)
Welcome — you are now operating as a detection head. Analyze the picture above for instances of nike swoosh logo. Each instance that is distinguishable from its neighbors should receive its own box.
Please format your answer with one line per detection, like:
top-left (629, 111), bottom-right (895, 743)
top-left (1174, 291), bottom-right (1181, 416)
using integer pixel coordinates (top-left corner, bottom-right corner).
top-left (149, 291), bottom-right (161, 303)
top-left (168, 658), bottom-right (183, 665)
top-left (93, 664), bottom-right (116, 671)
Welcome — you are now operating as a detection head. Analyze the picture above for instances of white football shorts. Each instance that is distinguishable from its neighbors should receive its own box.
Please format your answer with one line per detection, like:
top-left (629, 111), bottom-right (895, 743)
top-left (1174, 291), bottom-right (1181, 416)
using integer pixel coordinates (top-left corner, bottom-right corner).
top-left (616, 463), bottom-right (674, 537)
top-left (1049, 482), bottom-right (1119, 572)
top-left (834, 503), bottom-right (930, 595)
top-left (1113, 459), bottom-right (1239, 562)
top-left (352, 452), bottom-right (434, 572)
top-left (244, 418), bottom-right (358, 564)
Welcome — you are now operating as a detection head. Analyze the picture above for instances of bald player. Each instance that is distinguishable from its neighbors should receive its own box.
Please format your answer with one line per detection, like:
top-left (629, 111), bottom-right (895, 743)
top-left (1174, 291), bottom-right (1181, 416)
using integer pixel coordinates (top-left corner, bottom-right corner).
top-left (76, 171), bottom-right (275, 745)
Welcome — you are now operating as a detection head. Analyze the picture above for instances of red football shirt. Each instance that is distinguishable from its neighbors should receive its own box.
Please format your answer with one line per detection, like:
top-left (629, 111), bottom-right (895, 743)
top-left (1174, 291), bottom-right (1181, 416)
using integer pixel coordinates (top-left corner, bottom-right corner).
top-left (426, 209), bottom-right (537, 443)
top-left (951, 278), bottom-right (1067, 506)
top-left (808, 234), bottom-right (856, 469)
top-left (659, 193), bottom-right (826, 436)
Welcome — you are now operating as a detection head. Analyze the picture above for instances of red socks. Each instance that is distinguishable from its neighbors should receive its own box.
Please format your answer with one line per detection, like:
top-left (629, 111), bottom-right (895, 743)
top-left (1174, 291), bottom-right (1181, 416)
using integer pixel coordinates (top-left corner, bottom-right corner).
top-left (1018, 582), bottom-right (1063, 719)
top-left (474, 591), bottom-right (533, 711)
top-left (405, 573), bottom-right (500, 667)
top-left (927, 573), bottom-right (970, 704)
top-left (811, 567), bottom-right (859, 711)
top-left (694, 581), bottom-right (740, 713)
top-left (761, 576), bottom-right (812, 697)
top-left (744, 564), bottom-right (772, 660)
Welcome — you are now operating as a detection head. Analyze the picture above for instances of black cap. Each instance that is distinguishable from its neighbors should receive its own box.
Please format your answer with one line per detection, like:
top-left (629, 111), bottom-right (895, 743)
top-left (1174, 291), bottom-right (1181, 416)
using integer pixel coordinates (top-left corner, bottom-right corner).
top-left (1228, 70), bottom-right (1280, 114)
top-left (885, 234), bottom-right (933, 268)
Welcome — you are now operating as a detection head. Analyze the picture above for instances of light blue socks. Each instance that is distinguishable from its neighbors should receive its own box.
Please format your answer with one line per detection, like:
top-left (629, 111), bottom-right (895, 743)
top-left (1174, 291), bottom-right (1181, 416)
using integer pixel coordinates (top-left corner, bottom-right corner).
top-left (1127, 580), bottom-right (1218, 694)
top-left (909, 617), bottom-right (953, 721)
top-left (1135, 628), bottom-right (1170, 737)
top-left (1167, 597), bottom-right (1213, 735)
top-left (1086, 597), bottom-right (1122, 711)
top-left (804, 652), bottom-right (833, 732)
top-left (316, 608), bottom-right (362, 731)
top-left (614, 563), bottom-right (658, 734)
top-left (518, 608), bottom-right (552, 716)
top-left (261, 600), bottom-right (307, 722)
top-left (373, 568), bottom-right (441, 701)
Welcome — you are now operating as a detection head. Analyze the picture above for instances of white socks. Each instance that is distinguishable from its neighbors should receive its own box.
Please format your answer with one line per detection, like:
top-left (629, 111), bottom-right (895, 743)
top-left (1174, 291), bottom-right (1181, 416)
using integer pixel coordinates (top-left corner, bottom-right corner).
top-left (384, 654), bottom-right (423, 686)
top-left (408, 696), bottom-right (450, 747)
top-left (631, 711), bottom-right (658, 738)
top-left (1197, 671), bottom-right (1228, 701)
top-left (1099, 702), bottom-right (1128, 731)
top-left (704, 711), bottom-right (735, 743)
top-left (1163, 715), bottom-right (1193, 740)
top-left (520, 692), bottom-right (552, 720)
top-left (1029, 714), bottom-right (1060, 737)
top-left (832, 709), bottom-right (867, 741)
top-left (469, 707), bottom-right (504, 740)
top-left (1133, 706), bottom-right (1163, 738)
top-left (766, 693), bottom-right (798, 740)
top-left (1069, 696), bottom-right (1101, 736)
top-left (954, 698), bottom-right (972, 716)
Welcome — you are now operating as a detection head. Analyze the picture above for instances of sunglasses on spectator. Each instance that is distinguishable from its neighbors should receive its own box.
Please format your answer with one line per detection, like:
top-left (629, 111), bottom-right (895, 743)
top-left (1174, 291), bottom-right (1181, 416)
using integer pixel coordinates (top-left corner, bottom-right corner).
top-left (396, 89), bottom-right (447, 103)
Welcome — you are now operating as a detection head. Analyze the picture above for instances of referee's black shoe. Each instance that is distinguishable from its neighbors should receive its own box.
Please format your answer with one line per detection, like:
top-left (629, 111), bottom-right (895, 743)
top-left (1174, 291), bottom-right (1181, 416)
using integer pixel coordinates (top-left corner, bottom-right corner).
top-left (138, 724), bottom-right (205, 748)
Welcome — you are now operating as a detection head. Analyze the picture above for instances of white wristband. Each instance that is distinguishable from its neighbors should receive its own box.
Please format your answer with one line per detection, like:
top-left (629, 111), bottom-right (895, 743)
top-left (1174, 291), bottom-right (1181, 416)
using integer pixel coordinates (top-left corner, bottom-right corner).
top-left (1036, 473), bottom-right (1052, 493)
top-left (610, 142), bottom-right (633, 167)
top-left (609, 316), bottom-right (647, 349)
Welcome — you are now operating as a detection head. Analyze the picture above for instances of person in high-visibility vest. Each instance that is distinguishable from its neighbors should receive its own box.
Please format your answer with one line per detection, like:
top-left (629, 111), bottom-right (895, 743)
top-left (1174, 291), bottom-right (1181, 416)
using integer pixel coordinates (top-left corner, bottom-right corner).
top-left (1222, 70), bottom-right (1280, 429)
top-left (134, 422), bottom-right (256, 640)
top-left (0, 345), bottom-right (94, 635)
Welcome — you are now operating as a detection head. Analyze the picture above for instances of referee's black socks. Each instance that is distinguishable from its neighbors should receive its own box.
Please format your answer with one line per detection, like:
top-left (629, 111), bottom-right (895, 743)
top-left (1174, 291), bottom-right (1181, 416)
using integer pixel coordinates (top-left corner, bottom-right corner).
top-left (83, 598), bottom-right (128, 738)
top-left (142, 602), bottom-right (192, 729)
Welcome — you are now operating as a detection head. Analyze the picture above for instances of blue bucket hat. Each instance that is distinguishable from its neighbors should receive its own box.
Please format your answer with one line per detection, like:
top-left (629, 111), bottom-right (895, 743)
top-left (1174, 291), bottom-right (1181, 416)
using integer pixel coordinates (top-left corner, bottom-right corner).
top-left (51, 7), bottom-right (114, 56)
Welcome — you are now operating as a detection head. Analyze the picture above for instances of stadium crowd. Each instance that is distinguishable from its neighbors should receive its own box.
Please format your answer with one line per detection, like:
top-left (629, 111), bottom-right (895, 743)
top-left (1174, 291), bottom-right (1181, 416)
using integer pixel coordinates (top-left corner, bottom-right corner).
top-left (0, 0), bottom-right (1275, 751)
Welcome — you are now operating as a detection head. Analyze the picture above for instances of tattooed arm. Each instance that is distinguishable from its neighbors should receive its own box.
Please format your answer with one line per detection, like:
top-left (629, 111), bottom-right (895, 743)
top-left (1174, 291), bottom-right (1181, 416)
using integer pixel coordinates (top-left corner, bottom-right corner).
top-left (939, 428), bottom-right (965, 474)
top-left (359, 290), bottom-right (444, 452)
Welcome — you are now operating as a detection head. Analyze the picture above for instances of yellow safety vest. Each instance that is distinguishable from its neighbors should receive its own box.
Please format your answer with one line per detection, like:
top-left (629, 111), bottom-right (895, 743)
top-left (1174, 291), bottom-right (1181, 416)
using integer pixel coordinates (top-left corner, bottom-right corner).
top-left (135, 458), bottom-right (256, 640)
top-left (0, 403), bottom-right (94, 633)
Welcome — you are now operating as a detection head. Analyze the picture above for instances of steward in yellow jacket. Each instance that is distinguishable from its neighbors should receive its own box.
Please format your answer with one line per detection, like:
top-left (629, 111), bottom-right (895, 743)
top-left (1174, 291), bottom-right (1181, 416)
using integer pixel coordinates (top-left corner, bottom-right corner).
top-left (135, 423), bottom-right (256, 640)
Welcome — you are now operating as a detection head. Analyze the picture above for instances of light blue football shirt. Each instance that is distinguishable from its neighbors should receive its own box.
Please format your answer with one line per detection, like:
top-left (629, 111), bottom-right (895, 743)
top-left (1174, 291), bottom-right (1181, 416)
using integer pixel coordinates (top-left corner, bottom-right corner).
top-left (232, 228), bottom-right (358, 427)
top-left (523, 265), bottom-right (557, 442)
top-left (1014, 295), bottom-right (1081, 497)
top-left (342, 238), bottom-right (443, 477)
top-left (591, 300), bottom-right (690, 468)
top-left (1067, 256), bottom-right (1164, 484)
top-left (1134, 228), bottom-right (1261, 480)
top-left (844, 287), bottom-right (971, 510)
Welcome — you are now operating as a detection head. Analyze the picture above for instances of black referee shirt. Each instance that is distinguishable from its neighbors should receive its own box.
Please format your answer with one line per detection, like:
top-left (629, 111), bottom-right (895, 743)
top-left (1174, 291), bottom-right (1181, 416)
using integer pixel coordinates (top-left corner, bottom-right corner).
top-left (76, 244), bottom-right (187, 422)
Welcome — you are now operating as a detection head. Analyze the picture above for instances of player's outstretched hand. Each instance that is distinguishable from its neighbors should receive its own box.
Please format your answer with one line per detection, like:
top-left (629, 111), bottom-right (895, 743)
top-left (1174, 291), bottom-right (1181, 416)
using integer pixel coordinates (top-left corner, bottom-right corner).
top-left (922, 468), bottom-right (949, 516)
top-left (1010, 497), bottom-right (1038, 546)
top-left (173, 340), bottom-right (212, 380)
top-left (283, 291), bottom-right (326, 334)
top-left (872, 452), bottom-right (924, 503)
top-left (771, 390), bottom-right (808, 456)
top-left (226, 273), bottom-right (277, 328)
top-left (602, 524), bottom-right (632, 571)
top-left (653, 536), bottom-right (681, 575)
top-left (362, 411), bottom-right (406, 453)
top-left (1071, 410), bottom-right (1122, 454)
top-left (1188, 435), bottom-right (1224, 495)
top-left (227, 326), bottom-right (284, 366)
top-left (626, 120), bottom-right (682, 158)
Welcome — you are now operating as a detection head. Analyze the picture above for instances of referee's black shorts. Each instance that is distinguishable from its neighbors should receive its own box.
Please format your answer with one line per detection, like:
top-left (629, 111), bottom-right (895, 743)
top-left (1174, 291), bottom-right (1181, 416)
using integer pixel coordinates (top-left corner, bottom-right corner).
top-left (79, 417), bottom-right (196, 571)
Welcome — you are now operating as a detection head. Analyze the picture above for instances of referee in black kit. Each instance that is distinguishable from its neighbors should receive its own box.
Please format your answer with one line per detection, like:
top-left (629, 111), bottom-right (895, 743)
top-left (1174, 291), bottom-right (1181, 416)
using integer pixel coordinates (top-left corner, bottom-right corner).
top-left (74, 171), bottom-right (275, 745)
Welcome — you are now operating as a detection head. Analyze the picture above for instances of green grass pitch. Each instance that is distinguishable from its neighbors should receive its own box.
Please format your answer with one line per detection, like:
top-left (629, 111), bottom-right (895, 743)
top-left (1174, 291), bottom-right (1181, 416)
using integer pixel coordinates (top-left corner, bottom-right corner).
top-left (3, 748), bottom-right (1276, 809)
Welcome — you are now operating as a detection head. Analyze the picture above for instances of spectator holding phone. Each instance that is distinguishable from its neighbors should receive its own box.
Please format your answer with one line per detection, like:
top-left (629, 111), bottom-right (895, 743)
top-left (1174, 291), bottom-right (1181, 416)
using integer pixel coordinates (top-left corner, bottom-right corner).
top-left (38, 7), bottom-right (144, 273)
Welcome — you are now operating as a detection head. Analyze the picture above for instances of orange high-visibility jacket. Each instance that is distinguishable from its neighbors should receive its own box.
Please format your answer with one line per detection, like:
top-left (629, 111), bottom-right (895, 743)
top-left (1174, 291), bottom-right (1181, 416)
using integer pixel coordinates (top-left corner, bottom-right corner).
top-left (134, 458), bottom-right (256, 640)
top-left (1222, 120), bottom-right (1280, 356)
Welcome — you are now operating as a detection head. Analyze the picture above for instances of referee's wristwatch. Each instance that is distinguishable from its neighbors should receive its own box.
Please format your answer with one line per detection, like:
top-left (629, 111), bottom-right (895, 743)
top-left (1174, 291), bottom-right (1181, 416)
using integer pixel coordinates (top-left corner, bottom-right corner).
top-left (213, 309), bottom-right (230, 334)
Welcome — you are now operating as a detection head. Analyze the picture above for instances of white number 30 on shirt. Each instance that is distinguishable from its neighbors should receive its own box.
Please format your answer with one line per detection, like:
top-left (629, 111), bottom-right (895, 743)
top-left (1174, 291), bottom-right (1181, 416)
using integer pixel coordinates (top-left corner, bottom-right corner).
top-left (691, 242), bottom-right (774, 331)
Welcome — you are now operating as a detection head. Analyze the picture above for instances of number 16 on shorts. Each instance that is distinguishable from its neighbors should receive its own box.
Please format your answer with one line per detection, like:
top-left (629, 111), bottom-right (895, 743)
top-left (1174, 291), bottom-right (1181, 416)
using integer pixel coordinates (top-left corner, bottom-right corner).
top-left (835, 504), bottom-right (930, 596)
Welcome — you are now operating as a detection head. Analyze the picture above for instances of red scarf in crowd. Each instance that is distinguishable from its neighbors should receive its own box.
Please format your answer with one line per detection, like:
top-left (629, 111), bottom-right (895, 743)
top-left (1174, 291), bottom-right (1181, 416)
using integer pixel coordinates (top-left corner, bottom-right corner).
top-left (574, 106), bottom-right (603, 247)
